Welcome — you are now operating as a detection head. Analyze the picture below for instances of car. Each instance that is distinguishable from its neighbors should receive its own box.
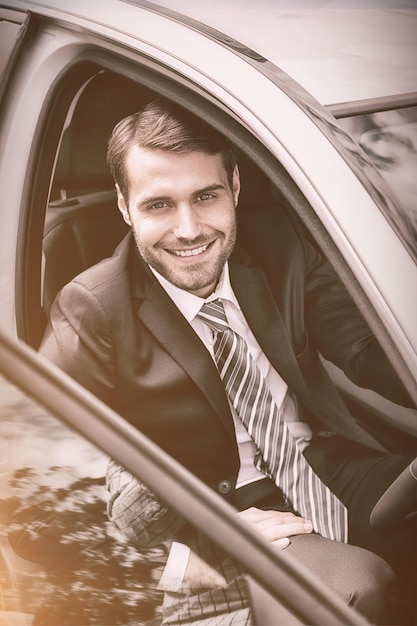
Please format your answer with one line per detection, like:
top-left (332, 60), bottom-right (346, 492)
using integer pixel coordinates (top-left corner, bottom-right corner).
top-left (0, 1), bottom-right (416, 624)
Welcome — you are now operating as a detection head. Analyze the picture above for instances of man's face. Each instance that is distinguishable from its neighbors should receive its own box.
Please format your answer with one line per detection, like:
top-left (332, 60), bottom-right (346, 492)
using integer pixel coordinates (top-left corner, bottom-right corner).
top-left (117, 146), bottom-right (240, 297)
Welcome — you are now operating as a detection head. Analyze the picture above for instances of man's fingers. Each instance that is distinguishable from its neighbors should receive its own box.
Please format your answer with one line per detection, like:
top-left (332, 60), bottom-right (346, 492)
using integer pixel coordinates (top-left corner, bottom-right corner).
top-left (272, 537), bottom-right (291, 550)
top-left (237, 507), bottom-right (314, 542)
top-left (263, 520), bottom-right (313, 541)
top-left (238, 508), bottom-right (302, 524)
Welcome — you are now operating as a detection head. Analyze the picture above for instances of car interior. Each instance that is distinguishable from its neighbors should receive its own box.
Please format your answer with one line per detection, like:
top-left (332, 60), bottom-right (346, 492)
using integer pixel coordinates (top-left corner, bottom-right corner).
top-left (8, 58), bottom-right (417, 622)
top-left (41, 70), bottom-right (273, 323)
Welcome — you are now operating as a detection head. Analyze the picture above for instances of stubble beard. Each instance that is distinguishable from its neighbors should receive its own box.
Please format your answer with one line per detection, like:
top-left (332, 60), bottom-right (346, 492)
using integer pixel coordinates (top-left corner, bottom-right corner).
top-left (135, 224), bottom-right (237, 295)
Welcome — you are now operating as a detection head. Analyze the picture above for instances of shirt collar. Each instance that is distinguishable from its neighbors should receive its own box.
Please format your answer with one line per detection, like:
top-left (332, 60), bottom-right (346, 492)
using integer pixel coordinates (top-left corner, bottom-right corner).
top-left (149, 263), bottom-right (240, 323)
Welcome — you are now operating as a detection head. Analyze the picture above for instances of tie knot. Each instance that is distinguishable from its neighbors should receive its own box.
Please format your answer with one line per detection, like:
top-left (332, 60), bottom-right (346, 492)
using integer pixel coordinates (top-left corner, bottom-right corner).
top-left (198, 299), bottom-right (229, 334)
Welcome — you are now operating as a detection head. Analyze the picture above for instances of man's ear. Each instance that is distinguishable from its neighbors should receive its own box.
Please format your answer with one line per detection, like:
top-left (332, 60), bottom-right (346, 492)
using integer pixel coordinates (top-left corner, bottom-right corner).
top-left (232, 165), bottom-right (241, 207)
top-left (116, 184), bottom-right (132, 226)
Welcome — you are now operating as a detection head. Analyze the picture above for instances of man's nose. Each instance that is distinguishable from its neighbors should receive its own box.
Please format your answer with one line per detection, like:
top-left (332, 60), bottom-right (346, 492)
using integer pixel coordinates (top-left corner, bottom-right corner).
top-left (173, 204), bottom-right (202, 240)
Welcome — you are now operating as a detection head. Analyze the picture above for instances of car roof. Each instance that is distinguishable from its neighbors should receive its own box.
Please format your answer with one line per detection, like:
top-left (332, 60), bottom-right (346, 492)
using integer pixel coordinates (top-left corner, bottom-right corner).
top-left (5, 0), bottom-right (417, 107)
top-left (149, 0), bottom-right (417, 106)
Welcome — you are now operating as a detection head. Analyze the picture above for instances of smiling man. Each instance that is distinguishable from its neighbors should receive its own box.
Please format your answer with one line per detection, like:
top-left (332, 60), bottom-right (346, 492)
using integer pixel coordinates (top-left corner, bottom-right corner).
top-left (117, 146), bottom-right (238, 297)
top-left (41, 98), bottom-right (415, 625)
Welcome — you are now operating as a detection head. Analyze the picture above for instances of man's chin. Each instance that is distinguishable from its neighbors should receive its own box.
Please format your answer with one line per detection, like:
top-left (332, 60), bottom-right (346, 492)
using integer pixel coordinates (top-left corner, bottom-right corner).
top-left (170, 273), bottom-right (215, 295)
top-left (145, 243), bottom-right (232, 294)
top-left (159, 265), bottom-right (219, 296)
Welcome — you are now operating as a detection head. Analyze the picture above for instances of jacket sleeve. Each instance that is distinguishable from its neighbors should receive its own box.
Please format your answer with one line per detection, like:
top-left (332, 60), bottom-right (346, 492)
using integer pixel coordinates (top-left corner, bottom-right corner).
top-left (302, 237), bottom-right (413, 408)
top-left (41, 282), bottom-right (189, 547)
top-left (241, 203), bottom-right (413, 408)
top-left (106, 459), bottom-right (186, 548)
top-left (39, 280), bottom-right (117, 407)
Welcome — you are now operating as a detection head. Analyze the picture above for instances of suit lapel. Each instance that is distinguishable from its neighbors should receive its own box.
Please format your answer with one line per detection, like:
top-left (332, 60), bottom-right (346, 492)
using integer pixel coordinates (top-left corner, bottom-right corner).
top-left (231, 259), bottom-right (386, 451)
top-left (132, 260), bottom-right (235, 439)
top-left (230, 259), bottom-right (314, 408)
top-left (131, 245), bottom-right (310, 438)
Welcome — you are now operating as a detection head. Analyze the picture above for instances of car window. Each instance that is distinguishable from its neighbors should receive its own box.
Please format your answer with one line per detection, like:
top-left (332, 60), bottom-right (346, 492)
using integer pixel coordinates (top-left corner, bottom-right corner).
top-left (339, 106), bottom-right (417, 242)
top-left (1, 385), bottom-right (165, 625)
top-left (17, 63), bottom-right (415, 434)
top-left (0, 340), bottom-right (364, 626)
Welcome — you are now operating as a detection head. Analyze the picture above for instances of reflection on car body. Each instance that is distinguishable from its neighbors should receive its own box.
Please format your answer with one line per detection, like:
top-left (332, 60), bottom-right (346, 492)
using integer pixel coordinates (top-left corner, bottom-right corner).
top-left (341, 107), bottom-right (417, 236)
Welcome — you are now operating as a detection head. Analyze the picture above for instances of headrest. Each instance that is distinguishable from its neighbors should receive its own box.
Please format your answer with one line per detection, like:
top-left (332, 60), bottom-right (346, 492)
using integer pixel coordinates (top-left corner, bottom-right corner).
top-left (52, 70), bottom-right (273, 209)
top-left (53, 71), bottom-right (155, 190)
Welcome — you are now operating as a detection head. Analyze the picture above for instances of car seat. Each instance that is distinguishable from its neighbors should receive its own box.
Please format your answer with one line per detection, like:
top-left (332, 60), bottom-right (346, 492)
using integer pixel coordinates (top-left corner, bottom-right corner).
top-left (42, 70), bottom-right (154, 317)
top-left (42, 70), bottom-right (273, 319)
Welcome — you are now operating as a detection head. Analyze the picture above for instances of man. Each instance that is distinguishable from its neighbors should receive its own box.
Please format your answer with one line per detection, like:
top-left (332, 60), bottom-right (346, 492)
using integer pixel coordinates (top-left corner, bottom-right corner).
top-left (41, 98), bottom-right (416, 624)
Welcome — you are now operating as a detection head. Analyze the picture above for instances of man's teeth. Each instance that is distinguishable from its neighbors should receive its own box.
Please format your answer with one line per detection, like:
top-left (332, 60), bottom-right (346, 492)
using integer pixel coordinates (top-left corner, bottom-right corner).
top-left (173, 244), bottom-right (208, 257)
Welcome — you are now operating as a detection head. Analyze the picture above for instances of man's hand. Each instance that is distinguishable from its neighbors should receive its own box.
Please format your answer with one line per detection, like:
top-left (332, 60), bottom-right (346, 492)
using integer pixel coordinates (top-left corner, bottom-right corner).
top-left (182, 508), bottom-right (313, 589)
top-left (237, 507), bottom-right (313, 549)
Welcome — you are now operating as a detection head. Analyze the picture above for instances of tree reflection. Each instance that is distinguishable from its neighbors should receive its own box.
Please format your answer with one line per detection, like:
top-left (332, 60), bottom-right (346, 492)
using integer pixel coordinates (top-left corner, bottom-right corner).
top-left (341, 107), bottom-right (417, 242)
top-left (3, 467), bottom-right (164, 625)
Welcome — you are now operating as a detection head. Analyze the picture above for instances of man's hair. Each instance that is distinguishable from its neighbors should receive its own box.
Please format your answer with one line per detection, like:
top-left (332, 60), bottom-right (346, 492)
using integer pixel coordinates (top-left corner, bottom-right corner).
top-left (107, 97), bottom-right (236, 200)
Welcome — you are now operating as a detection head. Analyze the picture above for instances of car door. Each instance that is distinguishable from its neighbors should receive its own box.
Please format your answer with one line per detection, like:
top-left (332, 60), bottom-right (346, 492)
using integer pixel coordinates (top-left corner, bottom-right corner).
top-left (0, 323), bottom-right (368, 625)
top-left (0, 2), bottom-right (416, 624)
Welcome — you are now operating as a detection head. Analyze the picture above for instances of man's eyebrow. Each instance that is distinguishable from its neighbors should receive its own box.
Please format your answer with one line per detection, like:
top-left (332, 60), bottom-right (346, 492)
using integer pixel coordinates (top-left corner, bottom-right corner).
top-left (172, 183), bottom-right (227, 198)
top-left (194, 183), bottom-right (227, 196)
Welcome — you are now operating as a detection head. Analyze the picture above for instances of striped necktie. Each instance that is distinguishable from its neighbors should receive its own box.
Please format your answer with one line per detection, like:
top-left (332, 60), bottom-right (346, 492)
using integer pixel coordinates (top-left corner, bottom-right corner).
top-left (198, 299), bottom-right (348, 542)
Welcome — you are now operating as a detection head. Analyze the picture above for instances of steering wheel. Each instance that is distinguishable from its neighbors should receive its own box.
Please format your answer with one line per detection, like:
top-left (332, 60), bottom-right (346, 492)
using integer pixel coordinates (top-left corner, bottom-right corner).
top-left (370, 457), bottom-right (417, 535)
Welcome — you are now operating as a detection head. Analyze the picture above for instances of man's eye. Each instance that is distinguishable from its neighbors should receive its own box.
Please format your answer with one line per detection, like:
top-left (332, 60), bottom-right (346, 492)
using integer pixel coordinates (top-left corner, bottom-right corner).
top-left (149, 202), bottom-right (168, 210)
top-left (198, 193), bottom-right (214, 202)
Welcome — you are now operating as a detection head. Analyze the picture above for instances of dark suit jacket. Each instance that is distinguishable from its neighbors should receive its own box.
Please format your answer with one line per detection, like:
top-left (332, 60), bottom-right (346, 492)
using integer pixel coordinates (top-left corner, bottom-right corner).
top-left (41, 204), bottom-right (409, 517)
top-left (40, 204), bottom-right (415, 620)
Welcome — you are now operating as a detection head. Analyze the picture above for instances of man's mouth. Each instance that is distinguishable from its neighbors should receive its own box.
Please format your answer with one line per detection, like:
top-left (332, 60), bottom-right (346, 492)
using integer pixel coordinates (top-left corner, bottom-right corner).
top-left (171, 243), bottom-right (211, 257)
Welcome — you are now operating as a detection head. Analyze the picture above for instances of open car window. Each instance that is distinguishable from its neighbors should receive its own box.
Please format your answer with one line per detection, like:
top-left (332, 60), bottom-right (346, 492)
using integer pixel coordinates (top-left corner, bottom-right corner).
top-left (0, 331), bottom-right (365, 625)
top-left (12, 61), bottom-right (415, 446)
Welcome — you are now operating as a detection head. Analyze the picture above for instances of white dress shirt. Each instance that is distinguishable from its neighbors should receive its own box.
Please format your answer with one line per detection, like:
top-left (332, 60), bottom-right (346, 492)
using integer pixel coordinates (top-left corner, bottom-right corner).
top-left (151, 262), bottom-right (313, 591)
